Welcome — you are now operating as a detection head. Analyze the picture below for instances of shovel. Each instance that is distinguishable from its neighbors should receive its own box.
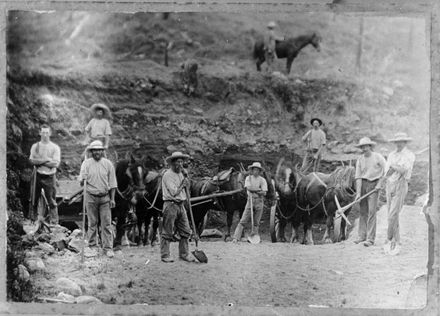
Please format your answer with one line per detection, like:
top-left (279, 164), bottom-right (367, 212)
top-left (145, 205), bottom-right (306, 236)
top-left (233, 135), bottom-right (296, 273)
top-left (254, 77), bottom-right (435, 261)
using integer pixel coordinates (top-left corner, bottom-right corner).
top-left (247, 191), bottom-right (261, 244)
top-left (81, 175), bottom-right (88, 264)
top-left (185, 186), bottom-right (208, 263)
top-left (334, 188), bottom-right (379, 224)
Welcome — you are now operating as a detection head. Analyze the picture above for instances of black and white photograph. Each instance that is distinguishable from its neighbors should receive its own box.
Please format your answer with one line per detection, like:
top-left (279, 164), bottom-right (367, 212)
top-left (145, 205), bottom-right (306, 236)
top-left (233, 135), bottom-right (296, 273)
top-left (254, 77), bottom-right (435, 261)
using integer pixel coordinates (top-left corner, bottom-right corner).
top-left (4, 4), bottom-right (436, 313)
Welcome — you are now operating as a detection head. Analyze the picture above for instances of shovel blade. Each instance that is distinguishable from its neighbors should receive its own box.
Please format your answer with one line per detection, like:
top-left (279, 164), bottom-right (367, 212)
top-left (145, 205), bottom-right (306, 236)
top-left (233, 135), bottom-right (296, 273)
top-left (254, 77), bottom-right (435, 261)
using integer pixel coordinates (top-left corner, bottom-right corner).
top-left (247, 234), bottom-right (261, 244)
top-left (192, 250), bottom-right (208, 263)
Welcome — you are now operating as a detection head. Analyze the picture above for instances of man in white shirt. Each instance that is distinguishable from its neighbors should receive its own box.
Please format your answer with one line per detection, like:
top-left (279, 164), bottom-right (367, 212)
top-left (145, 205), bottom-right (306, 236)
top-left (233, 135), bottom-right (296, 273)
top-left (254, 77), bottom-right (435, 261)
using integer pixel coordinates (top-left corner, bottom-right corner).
top-left (301, 118), bottom-right (326, 173)
top-left (383, 133), bottom-right (415, 255)
top-left (354, 137), bottom-right (386, 247)
top-left (232, 162), bottom-right (268, 243)
top-left (160, 151), bottom-right (196, 263)
top-left (83, 103), bottom-right (112, 159)
top-left (29, 124), bottom-right (61, 225)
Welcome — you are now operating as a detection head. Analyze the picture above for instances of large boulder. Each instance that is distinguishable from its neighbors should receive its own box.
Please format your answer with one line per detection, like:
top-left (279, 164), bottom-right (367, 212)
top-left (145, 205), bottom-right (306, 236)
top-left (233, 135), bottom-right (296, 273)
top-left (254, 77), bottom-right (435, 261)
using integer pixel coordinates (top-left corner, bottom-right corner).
top-left (17, 264), bottom-right (30, 282)
top-left (24, 257), bottom-right (46, 273)
top-left (55, 277), bottom-right (82, 296)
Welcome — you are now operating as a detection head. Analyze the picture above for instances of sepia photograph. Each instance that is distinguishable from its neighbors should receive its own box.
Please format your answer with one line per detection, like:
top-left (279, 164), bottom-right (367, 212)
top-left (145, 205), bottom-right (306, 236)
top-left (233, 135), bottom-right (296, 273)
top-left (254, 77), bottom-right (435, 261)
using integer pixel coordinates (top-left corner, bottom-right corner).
top-left (4, 5), bottom-right (434, 313)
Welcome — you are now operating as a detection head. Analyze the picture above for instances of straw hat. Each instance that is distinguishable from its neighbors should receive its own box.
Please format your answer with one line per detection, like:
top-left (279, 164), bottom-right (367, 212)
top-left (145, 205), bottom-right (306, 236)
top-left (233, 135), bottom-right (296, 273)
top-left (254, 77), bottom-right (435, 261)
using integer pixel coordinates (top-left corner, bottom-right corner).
top-left (165, 151), bottom-right (190, 164)
top-left (248, 162), bottom-right (264, 171)
top-left (87, 140), bottom-right (105, 151)
top-left (310, 118), bottom-right (323, 126)
top-left (355, 137), bottom-right (376, 148)
top-left (267, 21), bottom-right (276, 29)
top-left (388, 132), bottom-right (412, 143)
top-left (90, 103), bottom-right (112, 119)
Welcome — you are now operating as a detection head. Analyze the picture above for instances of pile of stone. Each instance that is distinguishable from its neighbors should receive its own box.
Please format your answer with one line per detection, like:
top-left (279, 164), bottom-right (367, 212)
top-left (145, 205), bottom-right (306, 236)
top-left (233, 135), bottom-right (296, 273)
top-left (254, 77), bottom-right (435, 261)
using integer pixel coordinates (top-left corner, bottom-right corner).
top-left (38, 277), bottom-right (102, 304)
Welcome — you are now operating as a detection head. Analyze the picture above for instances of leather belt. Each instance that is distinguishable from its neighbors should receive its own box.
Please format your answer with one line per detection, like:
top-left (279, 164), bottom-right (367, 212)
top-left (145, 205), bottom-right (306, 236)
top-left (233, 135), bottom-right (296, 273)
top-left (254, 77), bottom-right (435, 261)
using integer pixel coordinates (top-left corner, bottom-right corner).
top-left (88, 192), bottom-right (108, 197)
top-left (164, 200), bottom-right (184, 204)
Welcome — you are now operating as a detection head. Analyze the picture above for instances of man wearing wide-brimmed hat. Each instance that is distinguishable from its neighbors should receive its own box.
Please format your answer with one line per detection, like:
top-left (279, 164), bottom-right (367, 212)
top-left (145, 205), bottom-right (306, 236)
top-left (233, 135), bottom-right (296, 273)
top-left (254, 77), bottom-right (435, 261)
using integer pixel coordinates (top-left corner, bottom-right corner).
top-left (383, 132), bottom-right (415, 255)
top-left (160, 151), bottom-right (196, 263)
top-left (354, 137), bottom-right (386, 247)
top-left (264, 21), bottom-right (284, 72)
top-left (85, 103), bottom-right (112, 151)
top-left (300, 118), bottom-right (326, 173)
top-left (79, 140), bottom-right (117, 258)
top-left (232, 162), bottom-right (268, 243)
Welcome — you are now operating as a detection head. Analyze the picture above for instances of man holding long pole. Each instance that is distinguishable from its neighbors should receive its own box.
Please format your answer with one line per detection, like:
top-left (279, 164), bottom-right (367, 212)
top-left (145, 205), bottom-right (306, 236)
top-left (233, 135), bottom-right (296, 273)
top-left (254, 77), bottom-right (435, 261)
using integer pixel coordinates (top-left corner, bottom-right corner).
top-left (160, 151), bottom-right (196, 263)
top-left (383, 133), bottom-right (415, 255)
top-left (353, 137), bottom-right (386, 247)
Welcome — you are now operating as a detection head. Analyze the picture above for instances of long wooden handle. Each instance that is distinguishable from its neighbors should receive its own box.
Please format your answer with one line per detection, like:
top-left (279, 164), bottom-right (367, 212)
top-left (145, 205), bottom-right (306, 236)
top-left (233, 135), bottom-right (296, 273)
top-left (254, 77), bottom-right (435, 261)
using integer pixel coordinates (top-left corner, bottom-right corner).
top-left (81, 178), bottom-right (87, 264)
top-left (248, 191), bottom-right (254, 232)
top-left (338, 188), bottom-right (378, 213)
top-left (189, 188), bottom-right (243, 203)
top-left (186, 186), bottom-right (199, 248)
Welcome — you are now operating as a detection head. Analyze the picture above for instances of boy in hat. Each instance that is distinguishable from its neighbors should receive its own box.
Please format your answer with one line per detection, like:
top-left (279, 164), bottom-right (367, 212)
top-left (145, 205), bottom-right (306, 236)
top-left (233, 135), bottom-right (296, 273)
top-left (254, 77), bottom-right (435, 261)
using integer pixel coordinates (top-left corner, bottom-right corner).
top-left (301, 118), bottom-right (326, 173)
top-left (232, 162), bottom-right (268, 243)
top-left (79, 140), bottom-right (117, 258)
top-left (84, 103), bottom-right (112, 157)
top-left (354, 137), bottom-right (386, 247)
top-left (264, 21), bottom-right (284, 72)
top-left (383, 133), bottom-right (415, 255)
top-left (29, 124), bottom-right (61, 226)
top-left (160, 151), bottom-right (196, 263)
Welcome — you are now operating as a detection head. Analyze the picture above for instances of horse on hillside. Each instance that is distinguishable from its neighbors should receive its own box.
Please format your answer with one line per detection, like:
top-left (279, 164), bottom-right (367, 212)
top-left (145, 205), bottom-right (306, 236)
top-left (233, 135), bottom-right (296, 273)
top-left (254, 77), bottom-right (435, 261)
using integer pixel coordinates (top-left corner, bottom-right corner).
top-left (253, 32), bottom-right (321, 74)
top-left (113, 154), bottom-right (148, 251)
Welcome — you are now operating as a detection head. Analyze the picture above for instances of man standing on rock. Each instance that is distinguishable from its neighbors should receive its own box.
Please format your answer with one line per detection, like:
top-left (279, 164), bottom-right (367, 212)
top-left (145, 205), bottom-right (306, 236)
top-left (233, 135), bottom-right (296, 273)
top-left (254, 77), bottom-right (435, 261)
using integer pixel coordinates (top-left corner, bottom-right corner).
top-left (79, 140), bottom-right (117, 258)
top-left (301, 118), bottom-right (326, 173)
top-left (84, 103), bottom-right (112, 158)
top-left (232, 162), bottom-right (267, 243)
top-left (383, 133), bottom-right (415, 255)
top-left (160, 151), bottom-right (196, 263)
top-left (29, 124), bottom-right (61, 226)
top-left (354, 137), bottom-right (386, 247)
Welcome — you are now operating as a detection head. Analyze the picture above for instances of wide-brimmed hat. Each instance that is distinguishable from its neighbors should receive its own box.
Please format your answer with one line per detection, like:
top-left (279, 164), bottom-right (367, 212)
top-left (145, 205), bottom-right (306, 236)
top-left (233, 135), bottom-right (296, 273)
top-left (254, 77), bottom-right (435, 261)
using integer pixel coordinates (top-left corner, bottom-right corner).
top-left (165, 151), bottom-right (190, 164)
top-left (90, 103), bottom-right (112, 119)
top-left (87, 140), bottom-right (105, 151)
top-left (310, 118), bottom-right (323, 126)
top-left (388, 132), bottom-right (412, 143)
top-left (248, 162), bottom-right (264, 171)
top-left (355, 137), bottom-right (377, 148)
top-left (267, 21), bottom-right (276, 29)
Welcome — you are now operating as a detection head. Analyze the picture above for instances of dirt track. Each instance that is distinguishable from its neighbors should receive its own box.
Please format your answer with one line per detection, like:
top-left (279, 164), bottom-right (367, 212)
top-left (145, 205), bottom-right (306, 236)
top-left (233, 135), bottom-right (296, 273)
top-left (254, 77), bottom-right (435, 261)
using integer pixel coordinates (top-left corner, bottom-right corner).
top-left (33, 204), bottom-right (428, 309)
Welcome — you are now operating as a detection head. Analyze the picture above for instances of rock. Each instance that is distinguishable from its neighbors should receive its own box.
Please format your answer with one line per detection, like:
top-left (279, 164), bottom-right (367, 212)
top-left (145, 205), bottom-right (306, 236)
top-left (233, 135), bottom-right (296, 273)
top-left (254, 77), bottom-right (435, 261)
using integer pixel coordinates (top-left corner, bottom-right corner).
top-left (35, 242), bottom-right (55, 255)
top-left (382, 86), bottom-right (394, 96)
top-left (69, 229), bottom-right (82, 240)
top-left (76, 295), bottom-right (103, 304)
top-left (18, 264), bottom-right (30, 281)
top-left (272, 71), bottom-right (288, 81)
top-left (25, 257), bottom-right (46, 273)
top-left (200, 229), bottom-right (223, 238)
top-left (166, 145), bottom-right (179, 153)
top-left (55, 278), bottom-right (82, 296)
top-left (52, 240), bottom-right (67, 251)
top-left (193, 107), bottom-right (204, 115)
top-left (68, 238), bottom-right (85, 253)
top-left (36, 233), bottom-right (51, 243)
top-left (57, 292), bottom-right (76, 303)
top-left (114, 109), bottom-right (138, 116)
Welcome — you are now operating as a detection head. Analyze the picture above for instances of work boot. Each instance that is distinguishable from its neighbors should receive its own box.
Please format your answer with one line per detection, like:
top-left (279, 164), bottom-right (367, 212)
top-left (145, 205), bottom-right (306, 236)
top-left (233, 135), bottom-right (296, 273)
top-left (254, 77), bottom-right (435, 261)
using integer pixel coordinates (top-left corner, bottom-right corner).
top-left (179, 255), bottom-right (196, 262)
top-left (232, 238), bottom-right (238, 244)
top-left (161, 256), bottom-right (175, 263)
top-left (105, 249), bottom-right (115, 258)
top-left (353, 238), bottom-right (366, 244)
top-left (363, 240), bottom-right (374, 247)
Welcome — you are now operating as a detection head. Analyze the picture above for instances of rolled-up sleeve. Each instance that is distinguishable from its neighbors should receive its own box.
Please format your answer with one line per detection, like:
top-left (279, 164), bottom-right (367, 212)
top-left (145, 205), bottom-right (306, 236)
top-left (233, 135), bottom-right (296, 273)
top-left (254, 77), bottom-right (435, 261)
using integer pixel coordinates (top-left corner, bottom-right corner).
top-left (261, 178), bottom-right (268, 192)
top-left (53, 145), bottom-right (61, 168)
top-left (355, 158), bottom-right (362, 179)
top-left (108, 162), bottom-right (117, 189)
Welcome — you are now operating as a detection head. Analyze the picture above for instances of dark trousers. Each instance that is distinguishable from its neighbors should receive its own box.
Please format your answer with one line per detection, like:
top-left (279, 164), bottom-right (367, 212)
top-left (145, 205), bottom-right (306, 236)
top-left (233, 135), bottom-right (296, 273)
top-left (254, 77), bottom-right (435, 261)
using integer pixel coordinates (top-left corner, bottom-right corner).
top-left (160, 201), bottom-right (192, 259)
top-left (32, 173), bottom-right (58, 225)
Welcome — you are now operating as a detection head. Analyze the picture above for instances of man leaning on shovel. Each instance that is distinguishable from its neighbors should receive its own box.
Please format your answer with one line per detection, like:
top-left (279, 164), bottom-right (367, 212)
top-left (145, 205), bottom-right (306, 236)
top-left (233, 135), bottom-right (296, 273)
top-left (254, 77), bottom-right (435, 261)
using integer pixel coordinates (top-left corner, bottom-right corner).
top-left (160, 151), bottom-right (197, 263)
top-left (232, 162), bottom-right (268, 244)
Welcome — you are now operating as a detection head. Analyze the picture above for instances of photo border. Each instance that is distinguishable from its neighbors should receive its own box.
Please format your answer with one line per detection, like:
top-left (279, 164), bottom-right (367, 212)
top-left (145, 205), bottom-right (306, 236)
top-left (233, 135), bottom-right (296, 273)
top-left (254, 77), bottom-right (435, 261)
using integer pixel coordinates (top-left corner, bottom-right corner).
top-left (0, 1), bottom-right (437, 315)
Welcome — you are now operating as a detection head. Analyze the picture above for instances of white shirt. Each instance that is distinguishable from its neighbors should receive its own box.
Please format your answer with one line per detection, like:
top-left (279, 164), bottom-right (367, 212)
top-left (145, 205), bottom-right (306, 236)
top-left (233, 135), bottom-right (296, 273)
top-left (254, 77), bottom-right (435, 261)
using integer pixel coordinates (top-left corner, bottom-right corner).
top-left (30, 141), bottom-right (61, 175)
top-left (385, 147), bottom-right (415, 183)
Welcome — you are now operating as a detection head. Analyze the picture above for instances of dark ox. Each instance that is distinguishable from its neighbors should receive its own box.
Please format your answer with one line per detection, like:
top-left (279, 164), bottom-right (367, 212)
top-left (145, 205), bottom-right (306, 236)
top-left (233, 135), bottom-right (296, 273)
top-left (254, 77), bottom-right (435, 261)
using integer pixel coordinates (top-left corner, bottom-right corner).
top-left (113, 155), bottom-right (147, 251)
top-left (274, 160), bottom-right (356, 244)
top-left (253, 32), bottom-right (321, 74)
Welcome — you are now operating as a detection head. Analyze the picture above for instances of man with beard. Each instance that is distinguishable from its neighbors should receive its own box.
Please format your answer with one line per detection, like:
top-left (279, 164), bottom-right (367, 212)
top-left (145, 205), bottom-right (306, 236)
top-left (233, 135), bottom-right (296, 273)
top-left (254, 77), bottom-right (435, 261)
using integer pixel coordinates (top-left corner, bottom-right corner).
top-left (160, 151), bottom-right (196, 263)
top-left (79, 140), bottom-right (117, 258)
top-left (354, 137), bottom-right (386, 247)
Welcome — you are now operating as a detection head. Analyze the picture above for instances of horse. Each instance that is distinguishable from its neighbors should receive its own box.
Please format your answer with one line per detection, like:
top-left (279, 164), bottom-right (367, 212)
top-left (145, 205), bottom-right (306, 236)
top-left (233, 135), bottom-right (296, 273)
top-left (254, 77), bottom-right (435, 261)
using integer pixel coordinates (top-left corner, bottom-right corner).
top-left (135, 169), bottom-right (163, 246)
top-left (274, 159), bottom-right (356, 244)
top-left (215, 167), bottom-right (276, 240)
top-left (113, 154), bottom-right (148, 251)
top-left (253, 32), bottom-right (321, 74)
